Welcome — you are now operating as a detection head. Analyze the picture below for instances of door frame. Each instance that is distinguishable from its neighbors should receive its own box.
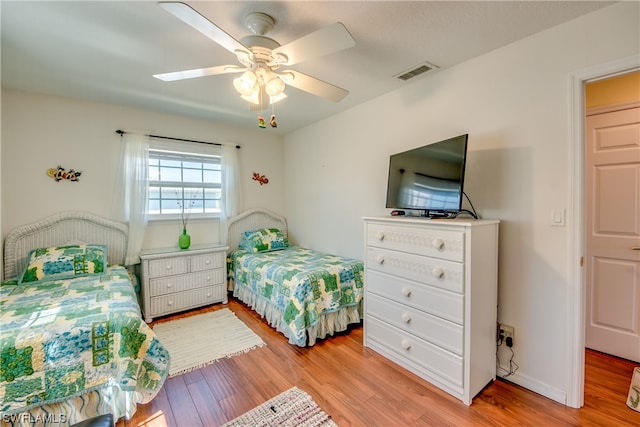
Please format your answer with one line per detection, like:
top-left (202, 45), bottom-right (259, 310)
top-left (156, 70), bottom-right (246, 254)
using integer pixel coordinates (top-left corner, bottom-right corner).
top-left (568, 54), bottom-right (640, 408)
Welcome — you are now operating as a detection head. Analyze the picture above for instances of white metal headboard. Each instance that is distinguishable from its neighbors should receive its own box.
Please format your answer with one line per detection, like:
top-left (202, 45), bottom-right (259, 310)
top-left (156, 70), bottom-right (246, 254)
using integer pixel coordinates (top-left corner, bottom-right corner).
top-left (3, 211), bottom-right (128, 279)
top-left (226, 208), bottom-right (288, 251)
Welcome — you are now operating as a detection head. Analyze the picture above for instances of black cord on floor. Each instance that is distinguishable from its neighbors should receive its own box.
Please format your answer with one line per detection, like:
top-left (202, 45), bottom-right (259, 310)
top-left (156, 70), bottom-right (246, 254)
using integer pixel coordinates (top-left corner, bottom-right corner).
top-left (497, 345), bottom-right (519, 378)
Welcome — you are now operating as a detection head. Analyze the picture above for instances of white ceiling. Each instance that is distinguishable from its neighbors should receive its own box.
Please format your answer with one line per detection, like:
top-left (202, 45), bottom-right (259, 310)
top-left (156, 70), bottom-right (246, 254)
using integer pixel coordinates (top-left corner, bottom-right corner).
top-left (1, 1), bottom-right (615, 134)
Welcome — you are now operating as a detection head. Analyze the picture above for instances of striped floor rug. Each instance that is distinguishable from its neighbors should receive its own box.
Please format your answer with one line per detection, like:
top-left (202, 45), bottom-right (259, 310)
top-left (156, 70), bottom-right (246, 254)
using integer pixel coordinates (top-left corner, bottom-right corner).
top-left (153, 308), bottom-right (265, 377)
top-left (223, 387), bottom-right (337, 427)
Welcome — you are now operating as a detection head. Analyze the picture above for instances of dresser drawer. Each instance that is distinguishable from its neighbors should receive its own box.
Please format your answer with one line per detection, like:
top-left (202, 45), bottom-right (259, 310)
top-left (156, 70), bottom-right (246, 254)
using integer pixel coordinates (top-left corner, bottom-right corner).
top-left (367, 293), bottom-right (463, 355)
top-left (147, 257), bottom-right (189, 278)
top-left (191, 252), bottom-right (225, 272)
top-left (150, 285), bottom-right (226, 315)
top-left (366, 247), bottom-right (464, 294)
top-left (367, 270), bottom-right (463, 324)
top-left (366, 222), bottom-right (464, 262)
top-left (149, 268), bottom-right (225, 297)
top-left (366, 316), bottom-right (463, 388)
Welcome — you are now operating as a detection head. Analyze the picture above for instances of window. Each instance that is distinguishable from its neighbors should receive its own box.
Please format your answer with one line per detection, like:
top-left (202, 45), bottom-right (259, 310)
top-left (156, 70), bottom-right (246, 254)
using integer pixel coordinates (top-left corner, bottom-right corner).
top-left (147, 140), bottom-right (222, 219)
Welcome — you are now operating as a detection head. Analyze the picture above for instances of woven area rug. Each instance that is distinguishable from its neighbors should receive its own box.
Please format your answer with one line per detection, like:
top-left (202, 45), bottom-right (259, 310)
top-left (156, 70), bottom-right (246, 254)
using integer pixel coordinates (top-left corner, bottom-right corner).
top-left (223, 387), bottom-right (337, 427)
top-left (153, 308), bottom-right (265, 377)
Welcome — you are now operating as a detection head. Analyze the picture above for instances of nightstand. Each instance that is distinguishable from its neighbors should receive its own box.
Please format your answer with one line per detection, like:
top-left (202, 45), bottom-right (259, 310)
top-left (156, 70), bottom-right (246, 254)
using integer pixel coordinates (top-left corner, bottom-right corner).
top-left (139, 243), bottom-right (228, 322)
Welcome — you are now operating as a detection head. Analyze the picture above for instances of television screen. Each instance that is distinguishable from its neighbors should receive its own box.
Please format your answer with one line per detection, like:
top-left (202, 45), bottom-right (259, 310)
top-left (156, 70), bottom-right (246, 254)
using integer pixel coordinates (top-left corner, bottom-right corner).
top-left (385, 134), bottom-right (468, 215)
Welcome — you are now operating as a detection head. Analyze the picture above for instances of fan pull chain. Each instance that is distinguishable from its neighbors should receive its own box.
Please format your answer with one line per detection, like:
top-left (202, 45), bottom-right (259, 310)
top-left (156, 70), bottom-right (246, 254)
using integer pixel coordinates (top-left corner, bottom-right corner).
top-left (270, 97), bottom-right (277, 128)
top-left (257, 87), bottom-right (266, 128)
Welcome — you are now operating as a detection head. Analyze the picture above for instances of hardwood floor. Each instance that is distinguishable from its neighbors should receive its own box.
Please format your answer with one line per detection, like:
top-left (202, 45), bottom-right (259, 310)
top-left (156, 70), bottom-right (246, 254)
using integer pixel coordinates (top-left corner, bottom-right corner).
top-left (119, 299), bottom-right (640, 426)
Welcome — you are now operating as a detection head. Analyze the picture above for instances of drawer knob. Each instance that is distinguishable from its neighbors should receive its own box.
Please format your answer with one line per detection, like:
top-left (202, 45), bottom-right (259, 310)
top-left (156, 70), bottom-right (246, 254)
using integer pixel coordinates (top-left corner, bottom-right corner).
top-left (206, 276), bottom-right (211, 281)
top-left (401, 287), bottom-right (412, 298)
top-left (376, 231), bottom-right (385, 241)
top-left (376, 255), bottom-right (385, 264)
top-left (166, 265), bottom-right (172, 270)
top-left (206, 293), bottom-right (211, 298)
top-left (432, 267), bottom-right (445, 279)
top-left (401, 312), bottom-right (412, 324)
top-left (167, 283), bottom-right (172, 288)
top-left (432, 238), bottom-right (445, 250)
top-left (206, 260), bottom-right (211, 265)
top-left (401, 339), bottom-right (412, 351)
top-left (167, 301), bottom-right (173, 306)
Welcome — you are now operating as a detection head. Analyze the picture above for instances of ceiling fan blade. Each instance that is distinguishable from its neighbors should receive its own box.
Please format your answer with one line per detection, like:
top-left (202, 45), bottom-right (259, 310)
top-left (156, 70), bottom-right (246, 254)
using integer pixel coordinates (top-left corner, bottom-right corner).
top-left (159, 2), bottom-right (249, 56)
top-left (272, 22), bottom-right (355, 66)
top-left (281, 70), bottom-right (349, 102)
top-left (154, 65), bottom-right (244, 81)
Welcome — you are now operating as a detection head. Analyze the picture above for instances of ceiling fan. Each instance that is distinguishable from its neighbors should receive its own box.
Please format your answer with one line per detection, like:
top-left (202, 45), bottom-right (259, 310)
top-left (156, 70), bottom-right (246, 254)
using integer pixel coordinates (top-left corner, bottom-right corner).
top-left (154, 1), bottom-right (356, 105)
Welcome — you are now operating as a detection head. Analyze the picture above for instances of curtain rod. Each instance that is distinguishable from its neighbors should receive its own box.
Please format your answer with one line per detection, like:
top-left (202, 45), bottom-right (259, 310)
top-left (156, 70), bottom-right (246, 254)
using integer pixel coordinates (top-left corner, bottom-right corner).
top-left (115, 129), bottom-right (240, 149)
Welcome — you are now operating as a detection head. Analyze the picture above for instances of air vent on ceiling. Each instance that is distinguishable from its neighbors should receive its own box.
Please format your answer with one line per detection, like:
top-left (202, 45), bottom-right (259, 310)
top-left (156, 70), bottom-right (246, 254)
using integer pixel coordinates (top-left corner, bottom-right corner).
top-left (394, 62), bottom-right (439, 81)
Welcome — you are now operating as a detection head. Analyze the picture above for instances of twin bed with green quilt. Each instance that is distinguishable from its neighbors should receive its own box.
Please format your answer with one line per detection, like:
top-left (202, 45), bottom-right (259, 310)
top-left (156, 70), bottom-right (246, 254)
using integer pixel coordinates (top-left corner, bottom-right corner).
top-left (1, 212), bottom-right (169, 426)
top-left (226, 208), bottom-right (364, 347)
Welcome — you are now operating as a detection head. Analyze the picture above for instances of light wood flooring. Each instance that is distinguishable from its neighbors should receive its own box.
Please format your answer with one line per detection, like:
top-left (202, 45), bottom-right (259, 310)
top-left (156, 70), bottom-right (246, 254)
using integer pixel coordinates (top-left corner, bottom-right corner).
top-left (119, 298), bottom-right (640, 426)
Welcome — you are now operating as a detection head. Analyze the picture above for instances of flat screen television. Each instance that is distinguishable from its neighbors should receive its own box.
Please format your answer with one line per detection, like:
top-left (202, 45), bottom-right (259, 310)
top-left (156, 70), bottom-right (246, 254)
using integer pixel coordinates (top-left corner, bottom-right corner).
top-left (385, 134), bottom-right (469, 218)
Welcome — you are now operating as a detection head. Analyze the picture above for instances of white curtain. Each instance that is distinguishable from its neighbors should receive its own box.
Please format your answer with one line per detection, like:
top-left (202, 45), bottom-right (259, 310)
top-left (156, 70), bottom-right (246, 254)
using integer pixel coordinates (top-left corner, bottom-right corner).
top-left (112, 132), bottom-right (149, 265)
top-left (220, 143), bottom-right (242, 244)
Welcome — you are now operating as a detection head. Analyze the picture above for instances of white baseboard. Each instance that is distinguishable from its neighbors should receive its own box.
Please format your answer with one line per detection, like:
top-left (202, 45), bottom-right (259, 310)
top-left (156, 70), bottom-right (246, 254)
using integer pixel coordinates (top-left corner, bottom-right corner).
top-left (497, 368), bottom-right (567, 405)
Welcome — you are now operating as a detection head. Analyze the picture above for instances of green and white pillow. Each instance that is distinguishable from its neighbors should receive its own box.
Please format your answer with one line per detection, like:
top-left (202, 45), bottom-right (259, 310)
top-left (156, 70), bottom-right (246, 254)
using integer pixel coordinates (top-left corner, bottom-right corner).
top-left (19, 244), bottom-right (107, 285)
top-left (239, 228), bottom-right (289, 253)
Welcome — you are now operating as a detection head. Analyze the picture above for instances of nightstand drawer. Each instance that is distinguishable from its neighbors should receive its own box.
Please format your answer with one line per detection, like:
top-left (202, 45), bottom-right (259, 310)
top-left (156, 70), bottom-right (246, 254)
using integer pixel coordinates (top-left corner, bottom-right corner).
top-left (191, 252), bottom-right (224, 271)
top-left (147, 257), bottom-right (189, 278)
top-left (149, 268), bottom-right (224, 297)
top-left (150, 285), bottom-right (226, 316)
top-left (367, 293), bottom-right (463, 355)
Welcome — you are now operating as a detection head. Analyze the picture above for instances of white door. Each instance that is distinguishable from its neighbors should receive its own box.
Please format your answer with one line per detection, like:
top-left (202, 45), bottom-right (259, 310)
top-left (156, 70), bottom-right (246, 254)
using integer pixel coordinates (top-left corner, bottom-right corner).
top-left (585, 106), bottom-right (640, 362)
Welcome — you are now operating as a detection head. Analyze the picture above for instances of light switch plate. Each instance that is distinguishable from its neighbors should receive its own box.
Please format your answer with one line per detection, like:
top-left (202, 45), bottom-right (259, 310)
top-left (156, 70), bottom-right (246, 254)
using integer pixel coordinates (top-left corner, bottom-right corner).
top-left (551, 208), bottom-right (565, 227)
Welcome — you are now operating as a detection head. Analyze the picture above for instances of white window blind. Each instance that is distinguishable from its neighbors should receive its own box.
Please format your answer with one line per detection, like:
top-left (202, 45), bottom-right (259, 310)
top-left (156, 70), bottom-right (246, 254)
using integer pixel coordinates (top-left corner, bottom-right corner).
top-left (147, 139), bottom-right (222, 219)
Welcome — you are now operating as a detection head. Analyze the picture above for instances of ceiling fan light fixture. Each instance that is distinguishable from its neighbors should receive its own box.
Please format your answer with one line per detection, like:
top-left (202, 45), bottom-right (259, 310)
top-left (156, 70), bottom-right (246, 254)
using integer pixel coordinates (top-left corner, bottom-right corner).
top-left (270, 92), bottom-right (287, 104)
top-left (265, 76), bottom-right (285, 96)
top-left (233, 71), bottom-right (257, 95)
top-left (241, 84), bottom-right (263, 105)
top-left (241, 86), bottom-right (286, 105)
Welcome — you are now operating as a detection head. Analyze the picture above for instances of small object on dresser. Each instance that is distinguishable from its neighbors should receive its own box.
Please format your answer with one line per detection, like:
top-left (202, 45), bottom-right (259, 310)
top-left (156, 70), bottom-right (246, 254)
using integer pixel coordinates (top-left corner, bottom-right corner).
top-left (178, 228), bottom-right (191, 249)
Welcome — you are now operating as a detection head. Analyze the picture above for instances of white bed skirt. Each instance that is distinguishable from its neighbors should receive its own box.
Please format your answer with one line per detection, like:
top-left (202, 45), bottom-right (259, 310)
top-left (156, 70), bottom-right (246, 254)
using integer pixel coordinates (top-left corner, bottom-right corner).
top-left (232, 284), bottom-right (362, 347)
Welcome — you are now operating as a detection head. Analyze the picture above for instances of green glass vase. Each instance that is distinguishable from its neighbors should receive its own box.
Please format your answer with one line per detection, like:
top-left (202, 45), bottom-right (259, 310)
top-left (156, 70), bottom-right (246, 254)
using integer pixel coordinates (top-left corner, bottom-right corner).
top-left (178, 228), bottom-right (191, 249)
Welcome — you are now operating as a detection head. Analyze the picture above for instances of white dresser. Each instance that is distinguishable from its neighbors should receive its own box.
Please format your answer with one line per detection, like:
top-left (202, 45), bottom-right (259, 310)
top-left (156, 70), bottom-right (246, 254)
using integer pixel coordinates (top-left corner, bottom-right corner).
top-left (139, 244), bottom-right (228, 323)
top-left (363, 216), bottom-right (499, 405)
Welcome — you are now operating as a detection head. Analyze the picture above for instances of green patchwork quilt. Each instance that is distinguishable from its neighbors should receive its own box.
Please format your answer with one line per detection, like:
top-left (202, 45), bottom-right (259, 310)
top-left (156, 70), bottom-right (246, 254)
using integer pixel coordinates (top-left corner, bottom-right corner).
top-left (229, 247), bottom-right (364, 346)
top-left (0, 266), bottom-right (170, 416)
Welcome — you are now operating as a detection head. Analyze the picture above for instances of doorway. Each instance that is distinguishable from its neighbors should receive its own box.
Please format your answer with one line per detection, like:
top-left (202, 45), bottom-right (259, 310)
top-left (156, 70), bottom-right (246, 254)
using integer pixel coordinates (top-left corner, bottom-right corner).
top-left (568, 55), bottom-right (640, 409)
top-left (584, 94), bottom-right (639, 362)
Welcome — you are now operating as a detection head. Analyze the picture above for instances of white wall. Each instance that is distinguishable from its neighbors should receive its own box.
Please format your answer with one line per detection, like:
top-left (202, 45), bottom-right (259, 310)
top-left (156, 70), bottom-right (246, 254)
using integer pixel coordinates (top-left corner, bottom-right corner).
top-left (1, 90), bottom-right (285, 251)
top-left (284, 2), bottom-right (639, 405)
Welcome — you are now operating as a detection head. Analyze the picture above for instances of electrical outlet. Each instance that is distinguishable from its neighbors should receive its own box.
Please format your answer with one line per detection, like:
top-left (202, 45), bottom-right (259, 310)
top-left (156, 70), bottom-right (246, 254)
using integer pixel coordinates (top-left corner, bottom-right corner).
top-left (499, 324), bottom-right (514, 344)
